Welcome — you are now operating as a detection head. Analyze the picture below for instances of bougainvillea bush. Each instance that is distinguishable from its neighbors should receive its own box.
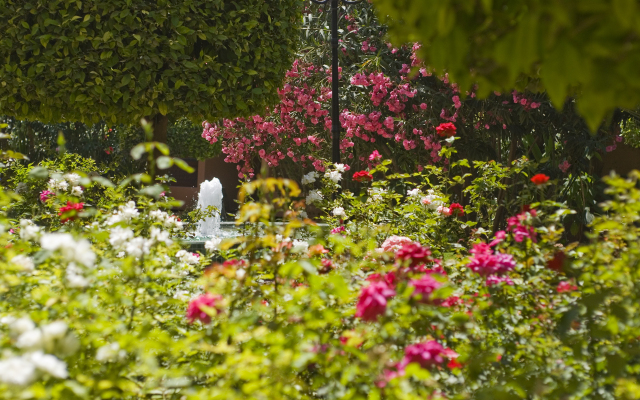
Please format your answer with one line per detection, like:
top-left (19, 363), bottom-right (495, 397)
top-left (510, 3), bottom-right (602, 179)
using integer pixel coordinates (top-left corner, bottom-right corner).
top-left (2, 138), bottom-right (640, 399)
top-left (201, 2), bottom-right (620, 232)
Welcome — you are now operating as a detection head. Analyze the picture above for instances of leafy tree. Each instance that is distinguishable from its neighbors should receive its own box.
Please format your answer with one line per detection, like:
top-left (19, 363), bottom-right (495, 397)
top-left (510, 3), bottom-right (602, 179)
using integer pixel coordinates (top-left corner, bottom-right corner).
top-left (370, 0), bottom-right (640, 129)
top-left (0, 0), bottom-right (303, 140)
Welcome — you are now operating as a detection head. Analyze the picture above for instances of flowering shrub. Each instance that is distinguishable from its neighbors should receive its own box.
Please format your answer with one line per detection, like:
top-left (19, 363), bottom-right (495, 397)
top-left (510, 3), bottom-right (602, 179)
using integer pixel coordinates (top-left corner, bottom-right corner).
top-left (1, 137), bottom-right (640, 400)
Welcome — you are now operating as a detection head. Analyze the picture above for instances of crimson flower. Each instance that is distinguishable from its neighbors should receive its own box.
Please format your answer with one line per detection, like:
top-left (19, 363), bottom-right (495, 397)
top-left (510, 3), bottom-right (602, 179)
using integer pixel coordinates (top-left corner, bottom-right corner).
top-left (531, 174), bottom-right (550, 185)
top-left (186, 293), bottom-right (224, 324)
top-left (399, 340), bottom-right (446, 369)
top-left (435, 122), bottom-right (456, 138)
top-left (557, 281), bottom-right (578, 293)
top-left (395, 242), bottom-right (431, 269)
top-left (355, 281), bottom-right (396, 321)
top-left (58, 201), bottom-right (84, 223)
top-left (449, 203), bottom-right (464, 217)
top-left (353, 170), bottom-right (373, 182)
top-left (409, 275), bottom-right (442, 303)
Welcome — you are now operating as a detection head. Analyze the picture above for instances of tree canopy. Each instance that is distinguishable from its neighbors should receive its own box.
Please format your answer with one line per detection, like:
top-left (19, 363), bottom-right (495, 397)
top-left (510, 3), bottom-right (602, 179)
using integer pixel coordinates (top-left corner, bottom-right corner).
top-left (0, 0), bottom-right (303, 125)
top-left (371, 0), bottom-right (640, 129)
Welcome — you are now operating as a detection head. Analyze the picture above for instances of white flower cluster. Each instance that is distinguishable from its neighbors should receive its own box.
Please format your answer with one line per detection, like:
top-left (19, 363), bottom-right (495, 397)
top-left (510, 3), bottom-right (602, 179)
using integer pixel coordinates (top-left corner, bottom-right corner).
top-left (205, 237), bottom-right (222, 252)
top-left (106, 201), bottom-right (140, 225)
top-left (95, 342), bottom-right (126, 363)
top-left (407, 188), bottom-right (421, 197)
top-left (41, 233), bottom-right (96, 267)
top-left (368, 187), bottom-right (388, 201)
top-left (274, 235), bottom-right (308, 254)
top-left (10, 255), bottom-right (35, 272)
top-left (420, 189), bottom-right (445, 210)
top-left (306, 190), bottom-right (323, 204)
top-left (0, 317), bottom-right (75, 386)
top-left (291, 239), bottom-right (309, 254)
top-left (109, 225), bottom-right (174, 258)
top-left (40, 233), bottom-right (96, 287)
top-left (301, 171), bottom-right (318, 185)
top-left (325, 170), bottom-right (342, 184)
top-left (47, 173), bottom-right (83, 196)
top-left (175, 250), bottom-right (200, 265)
top-left (19, 219), bottom-right (41, 241)
top-left (150, 227), bottom-right (173, 246)
top-left (149, 209), bottom-right (184, 231)
top-left (332, 207), bottom-right (346, 218)
top-left (323, 163), bottom-right (346, 185)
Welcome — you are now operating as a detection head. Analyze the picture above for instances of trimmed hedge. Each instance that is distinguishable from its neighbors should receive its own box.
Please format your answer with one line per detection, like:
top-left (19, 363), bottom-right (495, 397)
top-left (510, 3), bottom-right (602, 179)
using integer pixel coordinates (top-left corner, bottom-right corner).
top-left (0, 0), bottom-right (303, 124)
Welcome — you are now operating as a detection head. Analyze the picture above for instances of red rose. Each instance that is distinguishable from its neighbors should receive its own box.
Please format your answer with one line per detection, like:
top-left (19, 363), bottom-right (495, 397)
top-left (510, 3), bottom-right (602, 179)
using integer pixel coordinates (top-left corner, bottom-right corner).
top-left (396, 242), bottom-right (431, 268)
top-left (353, 170), bottom-right (373, 182)
top-left (531, 174), bottom-right (550, 185)
top-left (435, 122), bottom-right (456, 138)
top-left (449, 203), bottom-right (464, 217)
top-left (58, 201), bottom-right (84, 223)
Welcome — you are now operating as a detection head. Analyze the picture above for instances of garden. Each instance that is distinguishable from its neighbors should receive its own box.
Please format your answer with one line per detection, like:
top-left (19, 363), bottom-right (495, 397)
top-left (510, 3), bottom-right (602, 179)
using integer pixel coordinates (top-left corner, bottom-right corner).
top-left (1, 1), bottom-right (640, 399)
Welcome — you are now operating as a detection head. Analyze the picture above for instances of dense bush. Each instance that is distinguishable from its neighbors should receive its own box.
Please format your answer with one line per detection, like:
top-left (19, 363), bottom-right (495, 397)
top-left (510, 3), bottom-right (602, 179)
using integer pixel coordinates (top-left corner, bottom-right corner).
top-left (2, 140), bottom-right (640, 399)
top-left (1, 116), bottom-right (221, 168)
top-left (0, 0), bottom-right (303, 124)
top-left (201, 2), bottom-right (615, 233)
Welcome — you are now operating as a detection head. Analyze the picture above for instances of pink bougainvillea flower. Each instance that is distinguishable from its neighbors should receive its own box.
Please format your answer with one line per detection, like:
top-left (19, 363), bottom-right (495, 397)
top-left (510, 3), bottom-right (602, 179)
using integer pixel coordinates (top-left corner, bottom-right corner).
top-left (530, 173), bottom-right (550, 185)
top-left (395, 242), bottom-right (431, 268)
top-left (399, 340), bottom-right (446, 369)
top-left (186, 293), bottom-right (224, 324)
top-left (557, 281), bottom-right (578, 293)
top-left (330, 225), bottom-right (346, 234)
top-left (39, 190), bottom-right (54, 202)
top-left (355, 281), bottom-right (396, 321)
top-left (435, 122), bottom-right (456, 138)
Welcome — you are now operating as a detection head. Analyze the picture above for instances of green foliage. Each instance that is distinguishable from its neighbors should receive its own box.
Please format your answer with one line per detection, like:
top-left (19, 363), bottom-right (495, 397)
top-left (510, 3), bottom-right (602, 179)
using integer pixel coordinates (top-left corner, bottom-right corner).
top-left (3, 140), bottom-right (640, 399)
top-left (370, 0), bottom-right (640, 130)
top-left (621, 118), bottom-right (640, 149)
top-left (0, 0), bottom-right (303, 124)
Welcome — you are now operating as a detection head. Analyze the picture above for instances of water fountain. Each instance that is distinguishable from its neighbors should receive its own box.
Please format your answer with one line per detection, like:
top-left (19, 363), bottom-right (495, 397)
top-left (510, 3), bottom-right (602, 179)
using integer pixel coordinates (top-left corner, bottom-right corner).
top-left (195, 178), bottom-right (223, 237)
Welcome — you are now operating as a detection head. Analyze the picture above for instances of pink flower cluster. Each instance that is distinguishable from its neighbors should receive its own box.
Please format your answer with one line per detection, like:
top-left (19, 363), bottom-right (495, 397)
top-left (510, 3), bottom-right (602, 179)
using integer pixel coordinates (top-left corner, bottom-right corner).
top-left (355, 281), bottom-right (396, 321)
top-left (395, 242), bottom-right (431, 269)
top-left (467, 240), bottom-right (516, 287)
top-left (186, 293), bottom-right (224, 324)
top-left (398, 340), bottom-right (446, 369)
top-left (409, 275), bottom-right (442, 303)
top-left (40, 190), bottom-right (54, 202)
top-left (507, 210), bottom-right (537, 243)
top-left (380, 235), bottom-right (414, 252)
top-left (512, 91), bottom-right (541, 110)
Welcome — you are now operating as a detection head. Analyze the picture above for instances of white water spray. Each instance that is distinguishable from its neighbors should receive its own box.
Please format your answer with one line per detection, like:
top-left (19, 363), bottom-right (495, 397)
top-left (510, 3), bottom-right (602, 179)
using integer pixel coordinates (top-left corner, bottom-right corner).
top-left (195, 178), bottom-right (223, 237)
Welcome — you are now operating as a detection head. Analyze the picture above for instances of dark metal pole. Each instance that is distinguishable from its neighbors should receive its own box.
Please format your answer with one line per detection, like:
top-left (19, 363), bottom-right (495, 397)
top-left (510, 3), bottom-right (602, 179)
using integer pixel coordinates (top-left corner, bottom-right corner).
top-left (330, 0), bottom-right (340, 164)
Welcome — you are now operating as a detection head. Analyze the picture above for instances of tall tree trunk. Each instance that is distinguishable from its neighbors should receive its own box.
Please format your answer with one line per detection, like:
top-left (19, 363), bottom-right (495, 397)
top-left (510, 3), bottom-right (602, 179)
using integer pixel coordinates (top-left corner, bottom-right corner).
top-left (151, 113), bottom-right (169, 143)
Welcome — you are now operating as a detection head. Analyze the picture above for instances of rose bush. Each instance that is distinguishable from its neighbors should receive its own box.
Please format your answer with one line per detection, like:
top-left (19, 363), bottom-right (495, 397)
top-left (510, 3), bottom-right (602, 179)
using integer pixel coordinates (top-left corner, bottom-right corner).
top-left (1, 133), bottom-right (640, 399)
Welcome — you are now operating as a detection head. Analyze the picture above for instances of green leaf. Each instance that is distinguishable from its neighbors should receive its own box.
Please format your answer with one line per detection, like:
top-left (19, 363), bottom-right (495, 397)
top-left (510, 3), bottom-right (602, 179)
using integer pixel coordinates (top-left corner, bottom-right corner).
top-left (156, 156), bottom-right (173, 170)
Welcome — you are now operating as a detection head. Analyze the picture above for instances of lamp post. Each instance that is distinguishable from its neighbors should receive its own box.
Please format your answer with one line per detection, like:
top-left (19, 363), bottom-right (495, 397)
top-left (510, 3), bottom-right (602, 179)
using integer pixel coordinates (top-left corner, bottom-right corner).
top-left (310, 0), bottom-right (363, 164)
